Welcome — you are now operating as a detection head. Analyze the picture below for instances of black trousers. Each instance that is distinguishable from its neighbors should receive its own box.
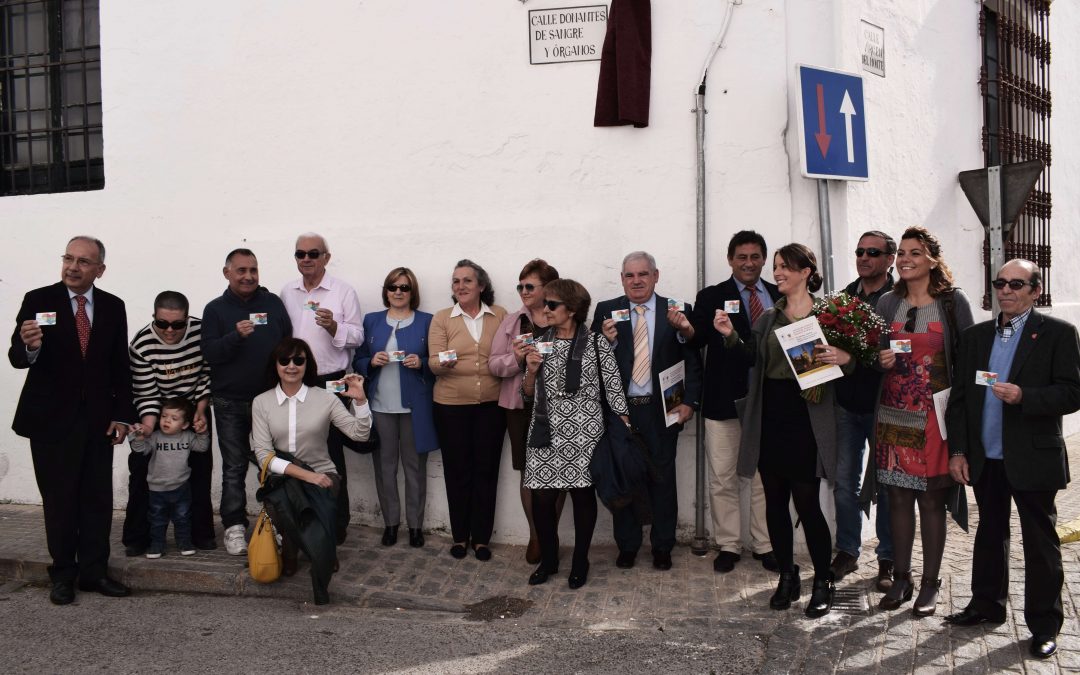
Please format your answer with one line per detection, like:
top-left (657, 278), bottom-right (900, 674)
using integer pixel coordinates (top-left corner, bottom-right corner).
top-left (123, 407), bottom-right (215, 548)
top-left (433, 401), bottom-right (506, 545)
top-left (613, 401), bottom-right (678, 554)
top-left (316, 370), bottom-right (351, 543)
top-left (971, 459), bottom-right (1064, 637)
top-left (29, 407), bottom-right (114, 584)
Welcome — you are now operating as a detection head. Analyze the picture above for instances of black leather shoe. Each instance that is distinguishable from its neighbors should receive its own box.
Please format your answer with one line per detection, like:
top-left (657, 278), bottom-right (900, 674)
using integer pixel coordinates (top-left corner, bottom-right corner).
top-left (1030, 635), bottom-right (1058, 659)
top-left (568, 561), bottom-right (590, 589)
top-left (381, 525), bottom-right (399, 546)
top-left (878, 571), bottom-right (914, 610)
top-left (770, 566), bottom-right (801, 610)
top-left (49, 581), bottom-right (75, 605)
top-left (829, 551), bottom-right (859, 580)
top-left (753, 551), bottom-right (780, 572)
top-left (528, 565), bottom-right (557, 585)
top-left (805, 575), bottom-right (835, 618)
top-left (713, 551), bottom-right (740, 573)
top-left (409, 528), bottom-right (424, 548)
top-left (78, 576), bottom-right (131, 598)
top-left (473, 545), bottom-right (492, 561)
top-left (652, 550), bottom-right (672, 571)
top-left (124, 544), bottom-right (147, 558)
top-left (943, 606), bottom-right (1006, 627)
top-left (450, 543), bottom-right (468, 559)
top-left (616, 551), bottom-right (637, 569)
top-left (193, 537), bottom-right (217, 551)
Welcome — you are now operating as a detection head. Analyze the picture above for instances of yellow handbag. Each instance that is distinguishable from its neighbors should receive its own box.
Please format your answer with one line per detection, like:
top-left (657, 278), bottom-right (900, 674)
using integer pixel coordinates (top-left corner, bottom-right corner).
top-left (248, 455), bottom-right (282, 583)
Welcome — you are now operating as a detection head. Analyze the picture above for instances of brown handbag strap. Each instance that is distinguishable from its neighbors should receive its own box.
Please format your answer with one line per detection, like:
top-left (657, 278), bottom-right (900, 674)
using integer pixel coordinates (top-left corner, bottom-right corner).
top-left (258, 453), bottom-right (275, 486)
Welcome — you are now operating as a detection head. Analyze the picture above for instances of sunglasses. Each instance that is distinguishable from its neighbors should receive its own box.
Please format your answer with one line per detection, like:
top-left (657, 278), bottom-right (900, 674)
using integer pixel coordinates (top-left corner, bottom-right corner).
top-left (277, 355), bottom-right (307, 367)
top-left (991, 278), bottom-right (1037, 291)
top-left (385, 284), bottom-right (412, 293)
top-left (294, 249), bottom-right (324, 260)
top-left (903, 306), bottom-right (918, 333)
top-left (153, 319), bottom-right (187, 331)
top-left (544, 300), bottom-right (566, 311)
top-left (855, 247), bottom-right (886, 258)
top-left (516, 283), bottom-right (539, 293)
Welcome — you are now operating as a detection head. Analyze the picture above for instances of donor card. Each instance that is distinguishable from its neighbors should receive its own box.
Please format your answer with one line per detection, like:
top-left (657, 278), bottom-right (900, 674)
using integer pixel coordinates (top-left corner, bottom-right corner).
top-left (304, 300), bottom-right (320, 311)
top-left (611, 309), bottom-right (630, 322)
top-left (325, 379), bottom-right (346, 394)
top-left (388, 350), bottom-right (406, 362)
top-left (723, 300), bottom-right (740, 314)
top-left (976, 370), bottom-right (999, 386)
top-left (35, 312), bottom-right (57, 326)
top-left (250, 313), bottom-right (268, 325)
top-left (438, 349), bottom-right (457, 364)
top-left (667, 298), bottom-right (685, 311)
top-left (536, 341), bottom-right (554, 355)
top-left (514, 333), bottom-right (535, 345)
top-left (890, 339), bottom-right (912, 354)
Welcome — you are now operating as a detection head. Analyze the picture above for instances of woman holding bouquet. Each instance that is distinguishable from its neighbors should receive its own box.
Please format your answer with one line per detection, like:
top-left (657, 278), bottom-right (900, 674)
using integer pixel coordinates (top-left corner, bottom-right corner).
top-left (723, 243), bottom-right (854, 618)
top-left (874, 227), bottom-right (973, 616)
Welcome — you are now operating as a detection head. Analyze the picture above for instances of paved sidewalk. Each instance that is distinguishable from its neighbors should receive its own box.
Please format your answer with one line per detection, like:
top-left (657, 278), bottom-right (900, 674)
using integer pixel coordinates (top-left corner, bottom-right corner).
top-left (2, 434), bottom-right (1079, 673)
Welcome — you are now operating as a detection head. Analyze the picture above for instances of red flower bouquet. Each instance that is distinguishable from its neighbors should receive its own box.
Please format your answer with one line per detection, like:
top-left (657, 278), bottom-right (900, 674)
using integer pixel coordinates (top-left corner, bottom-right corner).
top-left (812, 291), bottom-right (887, 366)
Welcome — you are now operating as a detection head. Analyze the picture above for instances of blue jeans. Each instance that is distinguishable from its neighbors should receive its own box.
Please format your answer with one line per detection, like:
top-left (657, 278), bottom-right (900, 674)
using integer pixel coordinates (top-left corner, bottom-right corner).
top-left (213, 397), bottom-right (256, 530)
top-left (833, 407), bottom-right (893, 560)
top-left (149, 483), bottom-right (193, 548)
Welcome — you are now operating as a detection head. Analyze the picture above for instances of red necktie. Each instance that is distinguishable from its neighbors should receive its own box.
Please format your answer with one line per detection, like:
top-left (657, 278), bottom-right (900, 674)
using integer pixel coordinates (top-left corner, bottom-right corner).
top-left (75, 294), bottom-right (90, 358)
top-left (747, 286), bottom-right (764, 325)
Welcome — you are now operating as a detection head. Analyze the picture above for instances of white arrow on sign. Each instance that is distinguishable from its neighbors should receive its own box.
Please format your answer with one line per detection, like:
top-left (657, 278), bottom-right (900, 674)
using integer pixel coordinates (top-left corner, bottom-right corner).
top-left (839, 90), bottom-right (857, 163)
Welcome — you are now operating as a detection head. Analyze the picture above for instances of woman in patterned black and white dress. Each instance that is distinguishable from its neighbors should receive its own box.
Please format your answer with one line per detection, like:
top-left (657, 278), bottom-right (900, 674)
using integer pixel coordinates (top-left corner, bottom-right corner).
top-left (522, 279), bottom-right (629, 590)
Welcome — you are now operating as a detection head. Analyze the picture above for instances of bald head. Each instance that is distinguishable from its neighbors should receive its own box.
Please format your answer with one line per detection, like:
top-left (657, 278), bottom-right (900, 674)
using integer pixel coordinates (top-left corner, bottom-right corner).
top-left (995, 258), bottom-right (1041, 320)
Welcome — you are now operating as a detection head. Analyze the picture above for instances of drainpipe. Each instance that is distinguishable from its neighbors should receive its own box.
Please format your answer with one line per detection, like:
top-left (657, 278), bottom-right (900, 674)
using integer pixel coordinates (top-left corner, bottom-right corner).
top-left (690, 0), bottom-right (742, 557)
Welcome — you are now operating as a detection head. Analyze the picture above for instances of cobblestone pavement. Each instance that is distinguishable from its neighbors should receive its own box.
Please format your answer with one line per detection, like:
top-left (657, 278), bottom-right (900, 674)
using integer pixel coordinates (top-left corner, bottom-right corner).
top-left (2, 435), bottom-right (1079, 673)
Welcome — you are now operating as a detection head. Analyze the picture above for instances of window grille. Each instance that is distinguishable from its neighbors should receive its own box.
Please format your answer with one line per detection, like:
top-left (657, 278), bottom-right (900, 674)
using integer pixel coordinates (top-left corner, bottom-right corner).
top-left (0, 0), bottom-right (103, 196)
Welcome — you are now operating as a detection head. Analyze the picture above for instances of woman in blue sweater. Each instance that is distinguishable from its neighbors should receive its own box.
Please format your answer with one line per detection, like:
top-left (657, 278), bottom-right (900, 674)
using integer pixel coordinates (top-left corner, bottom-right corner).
top-left (354, 267), bottom-right (438, 548)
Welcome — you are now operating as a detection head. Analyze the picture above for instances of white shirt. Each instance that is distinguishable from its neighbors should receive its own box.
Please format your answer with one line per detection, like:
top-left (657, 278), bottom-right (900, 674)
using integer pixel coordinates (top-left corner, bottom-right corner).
top-left (281, 274), bottom-right (364, 375)
top-left (450, 302), bottom-right (496, 343)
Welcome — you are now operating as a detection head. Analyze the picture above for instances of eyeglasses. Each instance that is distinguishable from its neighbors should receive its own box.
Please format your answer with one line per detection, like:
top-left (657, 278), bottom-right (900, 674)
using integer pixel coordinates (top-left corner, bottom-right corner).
top-left (277, 355), bottom-right (307, 366)
top-left (61, 254), bottom-right (100, 269)
top-left (991, 278), bottom-right (1037, 291)
top-left (855, 247), bottom-right (886, 258)
top-left (903, 306), bottom-right (918, 333)
top-left (294, 249), bottom-right (324, 260)
top-left (516, 283), bottom-right (540, 293)
top-left (153, 319), bottom-right (187, 331)
top-left (385, 284), bottom-right (412, 293)
top-left (544, 300), bottom-right (566, 311)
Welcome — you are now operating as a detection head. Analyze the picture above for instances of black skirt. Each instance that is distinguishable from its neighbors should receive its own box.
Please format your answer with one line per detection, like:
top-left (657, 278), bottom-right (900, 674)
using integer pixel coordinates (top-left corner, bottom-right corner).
top-left (759, 378), bottom-right (818, 481)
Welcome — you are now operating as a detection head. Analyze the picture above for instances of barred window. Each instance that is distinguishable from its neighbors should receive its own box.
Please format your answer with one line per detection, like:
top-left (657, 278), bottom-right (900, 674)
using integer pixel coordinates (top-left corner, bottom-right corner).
top-left (0, 0), bottom-right (103, 196)
top-left (980, 0), bottom-right (1051, 307)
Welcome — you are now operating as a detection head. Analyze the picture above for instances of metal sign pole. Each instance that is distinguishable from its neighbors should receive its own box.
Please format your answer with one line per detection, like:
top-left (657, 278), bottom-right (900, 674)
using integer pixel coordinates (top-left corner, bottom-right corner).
top-left (692, 86), bottom-right (709, 556)
top-left (817, 179), bottom-right (835, 293)
top-left (987, 165), bottom-right (1004, 316)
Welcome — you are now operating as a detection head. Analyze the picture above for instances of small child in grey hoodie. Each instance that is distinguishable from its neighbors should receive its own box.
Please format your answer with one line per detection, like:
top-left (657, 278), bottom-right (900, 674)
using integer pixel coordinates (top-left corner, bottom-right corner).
top-left (129, 398), bottom-right (210, 558)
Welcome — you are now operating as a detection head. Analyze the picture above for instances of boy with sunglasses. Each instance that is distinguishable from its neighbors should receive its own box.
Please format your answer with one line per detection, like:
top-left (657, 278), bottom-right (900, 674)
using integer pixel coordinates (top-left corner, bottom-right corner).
top-left (129, 398), bottom-right (210, 558)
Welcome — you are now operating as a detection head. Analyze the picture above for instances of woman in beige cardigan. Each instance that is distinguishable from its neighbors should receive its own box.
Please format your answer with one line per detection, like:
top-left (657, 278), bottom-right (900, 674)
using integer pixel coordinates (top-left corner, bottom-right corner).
top-left (429, 259), bottom-right (508, 560)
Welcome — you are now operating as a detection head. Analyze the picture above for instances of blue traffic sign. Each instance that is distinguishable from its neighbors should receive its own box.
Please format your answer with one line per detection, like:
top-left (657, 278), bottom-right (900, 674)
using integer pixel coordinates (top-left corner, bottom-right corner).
top-left (795, 64), bottom-right (868, 181)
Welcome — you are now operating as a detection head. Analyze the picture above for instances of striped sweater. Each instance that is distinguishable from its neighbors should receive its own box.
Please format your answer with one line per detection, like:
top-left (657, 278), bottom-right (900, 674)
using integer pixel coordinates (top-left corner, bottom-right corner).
top-left (129, 318), bottom-right (211, 418)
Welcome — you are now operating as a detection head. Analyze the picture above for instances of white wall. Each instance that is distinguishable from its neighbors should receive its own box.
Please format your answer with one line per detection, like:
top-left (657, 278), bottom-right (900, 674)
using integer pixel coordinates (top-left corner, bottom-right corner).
top-left (1, 1), bottom-right (1075, 542)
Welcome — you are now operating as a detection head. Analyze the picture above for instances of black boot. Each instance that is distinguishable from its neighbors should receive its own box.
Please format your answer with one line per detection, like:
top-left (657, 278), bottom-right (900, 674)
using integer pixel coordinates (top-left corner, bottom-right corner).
top-left (769, 565), bottom-right (801, 610)
top-left (805, 574), bottom-right (835, 618)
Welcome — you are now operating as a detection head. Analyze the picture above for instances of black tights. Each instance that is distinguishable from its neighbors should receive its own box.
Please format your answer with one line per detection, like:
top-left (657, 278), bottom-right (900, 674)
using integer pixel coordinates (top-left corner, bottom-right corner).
top-left (760, 470), bottom-right (832, 579)
top-left (887, 485), bottom-right (948, 581)
top-left (532, 487), bottom-right (597, 572)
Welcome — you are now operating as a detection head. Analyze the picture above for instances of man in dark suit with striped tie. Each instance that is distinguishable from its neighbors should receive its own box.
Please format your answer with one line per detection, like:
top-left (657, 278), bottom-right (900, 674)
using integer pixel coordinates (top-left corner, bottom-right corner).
top-left (9, 236), bottom-right (136, 605)
top-left (592, 251), bottom-right (703, 571)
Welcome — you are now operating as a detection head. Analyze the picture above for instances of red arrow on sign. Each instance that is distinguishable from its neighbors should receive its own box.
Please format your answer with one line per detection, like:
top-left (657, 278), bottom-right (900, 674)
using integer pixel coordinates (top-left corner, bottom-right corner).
top-left (814, 83), bottom-right (831, 158)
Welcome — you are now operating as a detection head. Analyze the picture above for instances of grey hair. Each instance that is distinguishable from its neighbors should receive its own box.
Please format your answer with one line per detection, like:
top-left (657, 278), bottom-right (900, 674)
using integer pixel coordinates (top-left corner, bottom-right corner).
top-left (621, 251), bottom-right (657, 273)
top-left (295, 232), bottom-right (329, 253)
top-left (1000, 258), bottom-right (1042, 288)
top-left (68, 235), bottom-right (106, 262)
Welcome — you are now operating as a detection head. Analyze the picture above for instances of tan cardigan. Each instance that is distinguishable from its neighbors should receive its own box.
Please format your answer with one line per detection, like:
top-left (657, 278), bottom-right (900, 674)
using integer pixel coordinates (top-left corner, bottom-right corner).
top-left (428, 304), bottom-right (507, 405)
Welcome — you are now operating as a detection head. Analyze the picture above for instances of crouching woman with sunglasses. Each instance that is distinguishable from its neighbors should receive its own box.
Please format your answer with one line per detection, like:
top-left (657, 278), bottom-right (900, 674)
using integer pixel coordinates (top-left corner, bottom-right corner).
top-left (251, 338), bottom-right (372, 605)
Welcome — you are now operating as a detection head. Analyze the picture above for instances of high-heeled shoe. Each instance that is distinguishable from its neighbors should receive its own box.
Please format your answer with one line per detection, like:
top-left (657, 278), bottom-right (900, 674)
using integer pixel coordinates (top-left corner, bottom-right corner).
top-left (769, 565), bottom-right (801, 610)
top-left (381, 525), bottom-right (399, 546)
top-left (805, 575), bottom-right (835, 618)
top-left (568, 560), bottom-right (590, 589)
top-left (528, 564), bottom-right (558, 585)
top-left (878, 571), bottom-right (914, 610)
top-left (913, 578), bottom-right (941, 617)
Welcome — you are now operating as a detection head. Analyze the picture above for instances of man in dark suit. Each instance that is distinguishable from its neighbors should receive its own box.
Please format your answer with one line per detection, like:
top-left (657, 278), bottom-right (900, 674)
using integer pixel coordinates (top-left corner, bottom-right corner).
top-left (9, 236), bottom-right (136, 605)
top-left (591, 251), bottom-right (702, 570)
top-left (944, 259), bottom-right (1080, 659)
top-left (684, 231), bottom-right (779, 574)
